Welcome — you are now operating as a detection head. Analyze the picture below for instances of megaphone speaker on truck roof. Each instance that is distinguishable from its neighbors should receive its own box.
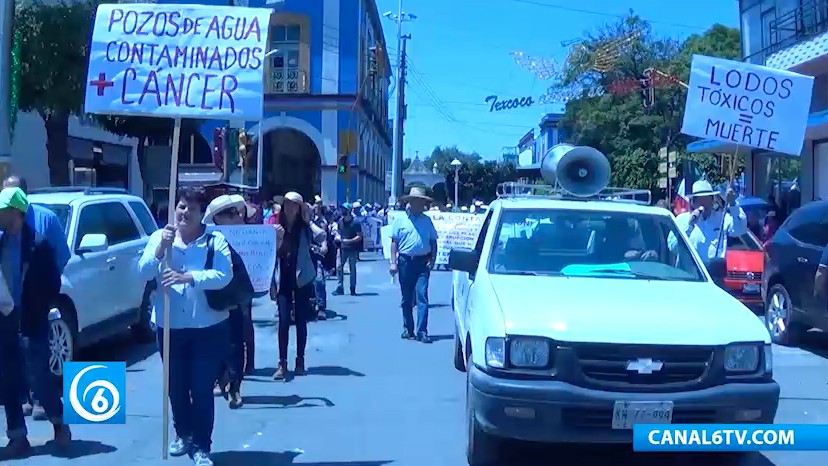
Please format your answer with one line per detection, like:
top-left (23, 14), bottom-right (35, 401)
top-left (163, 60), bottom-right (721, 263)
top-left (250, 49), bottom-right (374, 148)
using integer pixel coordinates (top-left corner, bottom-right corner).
top-left (540, 143), bottom-right (610, 197)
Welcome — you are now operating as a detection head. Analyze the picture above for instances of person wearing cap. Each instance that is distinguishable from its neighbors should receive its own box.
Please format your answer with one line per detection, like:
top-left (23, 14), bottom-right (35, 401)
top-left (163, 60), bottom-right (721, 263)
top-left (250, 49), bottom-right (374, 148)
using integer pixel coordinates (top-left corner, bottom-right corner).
top-left (202, 195), bottom-right (257, 409)
top-left (137, 187), bottom-right (233, 465)
top-left (389, 187), bottom-right (438, 343)
top-left (272, 192), bottom-right (327, 380)
top-left (3, 175), bottom-right (71, 419)
top-left (333, 202), bottom-right (363, 296)
top-left (0, 187), bottom-right (72, 455)
top-left (669, 180), bottom-right (747, 266)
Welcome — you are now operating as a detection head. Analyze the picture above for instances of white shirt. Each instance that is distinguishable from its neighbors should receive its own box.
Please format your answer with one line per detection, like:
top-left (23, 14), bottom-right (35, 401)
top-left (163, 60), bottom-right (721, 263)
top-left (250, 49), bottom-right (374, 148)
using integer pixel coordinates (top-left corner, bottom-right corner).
top-left (669, 206), bottom-right (748, 263)
top-left (137, 229), bottom-right (234, 329)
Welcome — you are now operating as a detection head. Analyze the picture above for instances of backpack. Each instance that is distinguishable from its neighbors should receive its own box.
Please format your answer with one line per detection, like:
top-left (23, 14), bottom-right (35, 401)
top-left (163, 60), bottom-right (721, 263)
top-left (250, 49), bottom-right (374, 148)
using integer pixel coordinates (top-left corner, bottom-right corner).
top-left (204, 233), bottom-right (255, 311)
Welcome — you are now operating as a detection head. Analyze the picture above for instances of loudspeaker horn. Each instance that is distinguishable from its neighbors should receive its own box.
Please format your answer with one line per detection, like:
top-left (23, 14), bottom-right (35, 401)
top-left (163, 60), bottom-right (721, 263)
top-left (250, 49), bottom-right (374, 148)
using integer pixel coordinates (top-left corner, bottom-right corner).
top-left (540, 143), bottom-right (611, 197)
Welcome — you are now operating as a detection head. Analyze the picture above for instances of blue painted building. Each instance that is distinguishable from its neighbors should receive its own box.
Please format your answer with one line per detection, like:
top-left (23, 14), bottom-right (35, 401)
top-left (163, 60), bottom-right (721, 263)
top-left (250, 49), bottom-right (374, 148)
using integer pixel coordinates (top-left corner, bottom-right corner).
top-left (163, 0), bottom-right (392, 204)
top-left (515, 112), bottom-right (567, 171)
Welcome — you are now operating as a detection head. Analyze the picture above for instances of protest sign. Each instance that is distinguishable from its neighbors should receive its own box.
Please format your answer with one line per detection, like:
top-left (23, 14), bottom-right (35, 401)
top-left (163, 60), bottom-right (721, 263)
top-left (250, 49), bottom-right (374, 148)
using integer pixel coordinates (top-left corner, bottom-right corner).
top-left (681, 54), bottom-right (814, 156)
top-left (84, 4), bottom-right (272, 120)
top-left (385, 211), bottom-right (485, 265)
top-left (209, 225), bottom-right (277, 293)
top-left (360, 217), bottom-right (383, 250)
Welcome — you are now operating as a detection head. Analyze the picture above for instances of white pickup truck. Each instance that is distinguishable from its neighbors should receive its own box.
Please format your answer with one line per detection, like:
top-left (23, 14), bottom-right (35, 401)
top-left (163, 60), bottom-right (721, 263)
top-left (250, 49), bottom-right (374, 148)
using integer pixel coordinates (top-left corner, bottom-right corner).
top-left (449, 186), bottom-right (779, 465)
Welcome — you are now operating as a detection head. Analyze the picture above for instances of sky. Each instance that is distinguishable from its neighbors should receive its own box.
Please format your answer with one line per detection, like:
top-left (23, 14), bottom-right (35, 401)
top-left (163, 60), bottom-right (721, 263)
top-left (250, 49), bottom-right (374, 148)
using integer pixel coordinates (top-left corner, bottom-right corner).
top-left (379, 0), bottom-right (740, 161)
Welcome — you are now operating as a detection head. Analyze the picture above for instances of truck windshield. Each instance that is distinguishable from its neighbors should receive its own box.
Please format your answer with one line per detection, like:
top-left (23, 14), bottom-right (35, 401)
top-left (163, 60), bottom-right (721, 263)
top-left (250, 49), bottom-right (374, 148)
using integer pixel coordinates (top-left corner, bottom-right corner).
top-left (488, 208), bottom-right (706, 282)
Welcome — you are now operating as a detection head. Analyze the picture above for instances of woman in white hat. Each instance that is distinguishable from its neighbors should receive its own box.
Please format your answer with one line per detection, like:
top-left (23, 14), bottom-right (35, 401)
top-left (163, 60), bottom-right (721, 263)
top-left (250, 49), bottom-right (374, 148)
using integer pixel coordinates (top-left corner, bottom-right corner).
top-left (670, 180), bottom-right (747, 266)
top-left (202, 195), bottom-right (256, 408)
top-left (272, 192), bottom-right (327, 380)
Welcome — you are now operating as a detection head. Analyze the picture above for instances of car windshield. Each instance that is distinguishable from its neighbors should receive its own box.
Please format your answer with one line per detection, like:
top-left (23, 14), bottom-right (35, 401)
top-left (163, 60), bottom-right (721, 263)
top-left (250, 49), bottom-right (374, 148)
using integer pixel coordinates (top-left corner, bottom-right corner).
top-left (728, 232), bottom-right (763, 251)
top-left (488, 208), bottom-right (706, 282)
top-left (32, 203), bottom-right (70, 236)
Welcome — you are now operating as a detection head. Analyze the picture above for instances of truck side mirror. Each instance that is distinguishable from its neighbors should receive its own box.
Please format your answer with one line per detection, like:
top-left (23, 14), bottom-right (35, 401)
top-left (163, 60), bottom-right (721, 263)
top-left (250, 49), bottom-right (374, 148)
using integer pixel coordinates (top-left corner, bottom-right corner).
top-left (448, 248), bottom-right (479, 274)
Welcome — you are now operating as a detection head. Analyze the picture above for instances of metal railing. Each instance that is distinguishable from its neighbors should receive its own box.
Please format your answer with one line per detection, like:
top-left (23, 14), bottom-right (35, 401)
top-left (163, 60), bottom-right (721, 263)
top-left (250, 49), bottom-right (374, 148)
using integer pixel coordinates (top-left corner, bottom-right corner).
top-left (496, 182), bottom-right (652, 205)
top-left (264, 68), bottom-right (308, 94)
top-left (744, 0), bottom-right (828, 63)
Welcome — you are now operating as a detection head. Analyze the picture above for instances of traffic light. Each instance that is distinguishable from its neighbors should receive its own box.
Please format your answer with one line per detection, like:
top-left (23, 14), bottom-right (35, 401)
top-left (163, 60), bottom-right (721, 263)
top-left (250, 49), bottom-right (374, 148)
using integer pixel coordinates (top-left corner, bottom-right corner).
top-left (238, 130), bottom-right (248, 168)
top-left (337, 155), bottom-right (348, 174)
top-left (640, 75), bottom-right (654, 109)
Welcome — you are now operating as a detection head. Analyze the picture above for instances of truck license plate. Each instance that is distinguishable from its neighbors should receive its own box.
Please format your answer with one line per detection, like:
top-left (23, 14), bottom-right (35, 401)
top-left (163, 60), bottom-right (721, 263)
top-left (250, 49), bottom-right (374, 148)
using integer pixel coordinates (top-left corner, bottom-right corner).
top-left (611, 401), bottom-right (673, 430)
top-left (742, 283), bottom-right (760, 294)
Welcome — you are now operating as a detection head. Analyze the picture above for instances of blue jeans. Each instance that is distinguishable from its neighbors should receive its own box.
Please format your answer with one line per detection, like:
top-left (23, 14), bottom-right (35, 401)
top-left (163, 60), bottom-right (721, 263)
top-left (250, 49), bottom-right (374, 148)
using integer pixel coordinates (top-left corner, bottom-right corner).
top-left (313, 258), bottom-right (326, 310)
top-left (398, 254), bottom-right (430, 335)
top-left (157, 321), bottom-right (229, 453)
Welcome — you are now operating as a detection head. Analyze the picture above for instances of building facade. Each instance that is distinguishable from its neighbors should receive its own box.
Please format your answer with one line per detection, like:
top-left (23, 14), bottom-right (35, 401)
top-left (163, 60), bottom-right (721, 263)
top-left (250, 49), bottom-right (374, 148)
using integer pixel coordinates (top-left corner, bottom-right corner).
top-left (689, 0), bottom-right (828, 204)
top-left (513, 112), bottom-right (567, 174)
top-left (165, 0), bottom-right (393, 205)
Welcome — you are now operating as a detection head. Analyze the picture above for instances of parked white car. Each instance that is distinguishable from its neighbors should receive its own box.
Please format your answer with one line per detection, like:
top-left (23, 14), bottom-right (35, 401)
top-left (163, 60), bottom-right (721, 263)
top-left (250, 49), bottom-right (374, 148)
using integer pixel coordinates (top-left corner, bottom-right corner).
top-left (28, 187), bottom-right (158, 376)
top-left (449, 185), bottom-right (779, 465)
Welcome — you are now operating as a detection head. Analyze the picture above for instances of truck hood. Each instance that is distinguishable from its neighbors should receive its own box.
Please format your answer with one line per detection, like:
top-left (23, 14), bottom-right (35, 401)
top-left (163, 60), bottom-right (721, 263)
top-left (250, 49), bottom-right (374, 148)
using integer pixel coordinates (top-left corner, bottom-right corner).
top-left (488, 274), bottom-right (769, 346)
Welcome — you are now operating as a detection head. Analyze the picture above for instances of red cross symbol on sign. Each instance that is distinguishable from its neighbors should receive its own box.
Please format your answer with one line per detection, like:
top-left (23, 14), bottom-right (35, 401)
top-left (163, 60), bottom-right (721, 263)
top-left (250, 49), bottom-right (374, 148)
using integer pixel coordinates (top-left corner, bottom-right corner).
top-left (89, 73), bottom-right (114, 96)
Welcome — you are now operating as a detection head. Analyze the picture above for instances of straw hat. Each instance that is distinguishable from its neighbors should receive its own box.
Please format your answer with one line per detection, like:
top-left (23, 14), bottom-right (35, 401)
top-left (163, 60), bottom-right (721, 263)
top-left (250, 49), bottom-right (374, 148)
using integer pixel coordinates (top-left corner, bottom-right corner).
top-left (688, 180), bottom-right (718, 198)
top-left (284, 191), bottom-right (304, 204)
top-left (202, 194), bottom-right (255, 224)
top-left (400, 186), bottom-right (432, 203)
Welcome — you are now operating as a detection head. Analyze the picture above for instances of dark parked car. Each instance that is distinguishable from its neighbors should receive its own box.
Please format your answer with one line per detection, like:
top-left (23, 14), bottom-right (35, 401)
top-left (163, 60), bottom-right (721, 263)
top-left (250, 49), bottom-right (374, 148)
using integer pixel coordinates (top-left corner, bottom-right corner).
top-left (762, 200), bottom-right (828, 345)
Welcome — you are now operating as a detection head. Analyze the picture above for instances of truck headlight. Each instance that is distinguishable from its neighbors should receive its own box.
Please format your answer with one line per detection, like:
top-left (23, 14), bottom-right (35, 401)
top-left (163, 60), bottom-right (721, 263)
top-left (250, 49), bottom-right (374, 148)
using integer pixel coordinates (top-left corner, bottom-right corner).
top-left (724, 344), bottom-right (760, 373)
top-left (509, 337), bottom-right (551, 368)
top-left (485, 337), bottom-right (505, 368)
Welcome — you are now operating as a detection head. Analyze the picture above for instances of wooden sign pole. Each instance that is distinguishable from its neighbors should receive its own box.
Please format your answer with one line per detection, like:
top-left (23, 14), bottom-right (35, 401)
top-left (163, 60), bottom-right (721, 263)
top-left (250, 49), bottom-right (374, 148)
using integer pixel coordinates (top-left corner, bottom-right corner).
top-left (162, 118), bottom-right (182, 459)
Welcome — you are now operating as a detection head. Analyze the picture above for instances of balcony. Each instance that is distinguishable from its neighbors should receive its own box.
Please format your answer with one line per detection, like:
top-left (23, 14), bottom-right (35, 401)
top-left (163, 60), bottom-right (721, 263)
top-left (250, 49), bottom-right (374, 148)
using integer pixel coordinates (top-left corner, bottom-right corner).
top-left (264, 68), bottom-right (308, 94)
top-left (750, 0), bottom-right (828, 71)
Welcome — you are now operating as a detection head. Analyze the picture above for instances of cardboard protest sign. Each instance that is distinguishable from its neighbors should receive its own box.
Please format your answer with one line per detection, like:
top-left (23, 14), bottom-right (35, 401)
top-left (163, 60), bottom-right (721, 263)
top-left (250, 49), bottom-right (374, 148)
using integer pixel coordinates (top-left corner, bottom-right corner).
top-left (385, 211), bottom-right (485, 265)
top-left (681, 55), bottom-right (814, 156)
top-left (84, 4), bottom-right (272, 120)
top-left (209, 225), bottom-right (277, 293)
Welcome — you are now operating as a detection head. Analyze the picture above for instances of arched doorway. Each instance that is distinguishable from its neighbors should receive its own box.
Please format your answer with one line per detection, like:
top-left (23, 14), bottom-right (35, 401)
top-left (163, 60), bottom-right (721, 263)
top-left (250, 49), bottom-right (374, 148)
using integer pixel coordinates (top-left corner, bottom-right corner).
top-left (260, 128), bottom-right (321, 201)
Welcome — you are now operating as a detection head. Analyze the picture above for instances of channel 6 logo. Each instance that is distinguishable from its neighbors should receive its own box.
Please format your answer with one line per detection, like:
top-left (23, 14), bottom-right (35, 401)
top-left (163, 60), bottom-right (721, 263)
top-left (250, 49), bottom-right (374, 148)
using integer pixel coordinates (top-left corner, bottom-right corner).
top-left (63, 362), bottom-right (126, 424)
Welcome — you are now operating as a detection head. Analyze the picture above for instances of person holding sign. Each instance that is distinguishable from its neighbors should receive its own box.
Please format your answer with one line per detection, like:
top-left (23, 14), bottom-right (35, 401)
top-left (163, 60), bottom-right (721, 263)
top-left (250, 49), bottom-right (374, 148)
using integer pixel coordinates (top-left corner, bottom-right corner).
top-left (272, 192), bottom-right (327, 380)
top-left (137, 188), bottom-right (233, 465)
top-left (0, 188), bottom-right (72, 456)
top-left (202, 195), bottom-right (256, 409)
top-left (669, 180), bottom-right (747, 266)
top-left (389, 187), bottom-right (438, 343)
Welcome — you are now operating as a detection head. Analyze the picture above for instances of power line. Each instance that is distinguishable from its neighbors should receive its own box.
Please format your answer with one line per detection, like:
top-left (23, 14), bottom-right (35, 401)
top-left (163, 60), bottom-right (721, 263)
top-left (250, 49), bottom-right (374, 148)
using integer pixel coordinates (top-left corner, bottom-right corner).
top-left (505, 0), bottom-right (710, 31)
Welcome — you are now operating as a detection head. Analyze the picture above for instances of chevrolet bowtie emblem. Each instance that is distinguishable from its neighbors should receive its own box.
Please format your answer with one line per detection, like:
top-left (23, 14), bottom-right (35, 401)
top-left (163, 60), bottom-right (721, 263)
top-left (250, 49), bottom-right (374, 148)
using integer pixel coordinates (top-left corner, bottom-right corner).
top-left (626, 358), bottom-right (664, 374)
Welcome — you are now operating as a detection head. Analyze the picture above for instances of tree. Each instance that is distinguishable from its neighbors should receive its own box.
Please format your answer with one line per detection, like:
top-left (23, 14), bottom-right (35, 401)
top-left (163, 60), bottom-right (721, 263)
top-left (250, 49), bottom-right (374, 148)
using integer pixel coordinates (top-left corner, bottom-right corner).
top-left (16, 0), bottom-right (98, 185)
top-left (557, 16), bottom-right (743, 191)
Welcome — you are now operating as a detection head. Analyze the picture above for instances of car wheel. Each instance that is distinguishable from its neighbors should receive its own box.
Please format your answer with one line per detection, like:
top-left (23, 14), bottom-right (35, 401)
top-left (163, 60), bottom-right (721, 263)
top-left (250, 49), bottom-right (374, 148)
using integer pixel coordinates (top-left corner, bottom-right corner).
top-left (765, 284), bottom-right (804, 346)
top-left (49, 304), bottom-right (77, 377)
top-left (131, 282), bottom-right (157, 343)
top-left (466, 353), bottom-right (498, 465)
top-left (454, 331), bottom-right (466, 372)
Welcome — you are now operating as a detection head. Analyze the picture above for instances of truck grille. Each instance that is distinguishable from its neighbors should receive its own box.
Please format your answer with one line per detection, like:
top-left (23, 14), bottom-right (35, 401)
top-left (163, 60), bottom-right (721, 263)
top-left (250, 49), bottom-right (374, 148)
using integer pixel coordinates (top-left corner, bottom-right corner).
top-left (728, 271), bottom-right (762, 280)
top-left (571, 343), bottom-right (713, 389)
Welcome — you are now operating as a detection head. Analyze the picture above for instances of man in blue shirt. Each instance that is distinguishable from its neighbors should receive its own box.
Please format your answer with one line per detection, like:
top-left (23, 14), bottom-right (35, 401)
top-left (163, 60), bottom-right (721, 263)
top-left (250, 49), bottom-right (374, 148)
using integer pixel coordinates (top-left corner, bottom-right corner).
top-left (3, 176), bottom-right (70, 420)
top-left (0, 187), bottom-right (71, 456)
top-left (389, 187), bottom-right (438, 343)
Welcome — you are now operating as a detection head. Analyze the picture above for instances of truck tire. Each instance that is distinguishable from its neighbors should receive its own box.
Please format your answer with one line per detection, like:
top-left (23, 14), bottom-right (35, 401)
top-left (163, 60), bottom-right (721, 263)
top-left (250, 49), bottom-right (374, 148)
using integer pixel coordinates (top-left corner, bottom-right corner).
top-left (466, 354), bottom-right (498, 465)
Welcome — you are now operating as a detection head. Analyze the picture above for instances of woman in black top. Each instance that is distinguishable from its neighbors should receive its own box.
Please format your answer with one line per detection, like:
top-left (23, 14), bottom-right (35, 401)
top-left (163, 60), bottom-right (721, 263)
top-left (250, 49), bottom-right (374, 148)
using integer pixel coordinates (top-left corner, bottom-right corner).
top-left (272, 192), bottom-right (327, 380)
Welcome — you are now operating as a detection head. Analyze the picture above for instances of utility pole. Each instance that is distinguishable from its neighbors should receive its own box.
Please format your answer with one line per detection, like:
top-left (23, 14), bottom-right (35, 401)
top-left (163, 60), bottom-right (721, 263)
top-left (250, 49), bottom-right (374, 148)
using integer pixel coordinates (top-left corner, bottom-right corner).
top-left (0, 0), bottom-right (14, 162)
top-left (395, 35), bottom-right (410, 199)
top-left (384, 4), bottom-right (416, 207)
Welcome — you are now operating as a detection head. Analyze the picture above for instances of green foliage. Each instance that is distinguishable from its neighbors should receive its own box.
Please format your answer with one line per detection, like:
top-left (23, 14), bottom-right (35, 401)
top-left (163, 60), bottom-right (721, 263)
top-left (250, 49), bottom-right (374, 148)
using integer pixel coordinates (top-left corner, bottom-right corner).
top-left (557, 15), bottom-right (743, 194)
top-left (416, 146), bottom-right (517, 204)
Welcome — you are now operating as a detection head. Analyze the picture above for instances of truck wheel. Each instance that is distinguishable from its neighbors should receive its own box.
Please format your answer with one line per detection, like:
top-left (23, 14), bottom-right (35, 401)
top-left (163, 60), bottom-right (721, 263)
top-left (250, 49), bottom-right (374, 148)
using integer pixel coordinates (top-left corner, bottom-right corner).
top-left (466, 354), bottom-right (498, 465)
top-left (131, 282), bottom-right (157, 343)
top-left (454, 332), bottom-right (466, 372)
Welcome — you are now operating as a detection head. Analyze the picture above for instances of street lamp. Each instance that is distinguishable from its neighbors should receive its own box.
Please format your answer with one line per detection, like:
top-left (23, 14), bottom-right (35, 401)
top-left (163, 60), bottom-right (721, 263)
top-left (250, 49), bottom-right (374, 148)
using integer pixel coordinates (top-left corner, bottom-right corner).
top-left (450, 158), bottom-right (461, 211)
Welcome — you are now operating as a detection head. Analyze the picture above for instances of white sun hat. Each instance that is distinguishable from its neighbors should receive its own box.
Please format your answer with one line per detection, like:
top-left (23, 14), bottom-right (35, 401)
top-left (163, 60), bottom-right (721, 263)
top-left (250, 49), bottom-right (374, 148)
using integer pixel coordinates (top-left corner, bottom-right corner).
top-left (202, 194), bottom-right (255, 224)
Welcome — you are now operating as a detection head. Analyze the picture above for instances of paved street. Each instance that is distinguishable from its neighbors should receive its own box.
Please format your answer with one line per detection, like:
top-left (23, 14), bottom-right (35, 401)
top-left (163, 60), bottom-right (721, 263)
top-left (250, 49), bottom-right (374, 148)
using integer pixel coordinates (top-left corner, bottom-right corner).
top-left (2, 253), bottom-right (827, 466)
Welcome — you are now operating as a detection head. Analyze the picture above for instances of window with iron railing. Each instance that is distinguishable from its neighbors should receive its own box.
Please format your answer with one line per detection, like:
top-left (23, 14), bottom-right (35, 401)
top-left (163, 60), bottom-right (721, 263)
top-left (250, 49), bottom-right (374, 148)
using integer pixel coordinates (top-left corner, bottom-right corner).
top-left (267, 24), bottom-right (308, 94)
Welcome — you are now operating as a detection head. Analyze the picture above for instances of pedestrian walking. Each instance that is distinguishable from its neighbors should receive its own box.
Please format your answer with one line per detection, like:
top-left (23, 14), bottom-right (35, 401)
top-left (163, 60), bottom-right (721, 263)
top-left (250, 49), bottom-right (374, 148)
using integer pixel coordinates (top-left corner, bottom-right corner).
top-left (310, 203), bottom-right (329, 320)
top-left (272, 192), bottom-right (327, 380)
top-left (333, 203), bottom-right (362, 296)
top-left (389, 187), bottom-right (438, 343)
top-left (202, 194), bottom-right (256, 409)
top-left (0, 187), bottom-right (72, 456)
top-left (137, 187), bottom-right (233, 466)
top-left (2, 176), bottom-right (70, 420)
